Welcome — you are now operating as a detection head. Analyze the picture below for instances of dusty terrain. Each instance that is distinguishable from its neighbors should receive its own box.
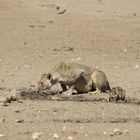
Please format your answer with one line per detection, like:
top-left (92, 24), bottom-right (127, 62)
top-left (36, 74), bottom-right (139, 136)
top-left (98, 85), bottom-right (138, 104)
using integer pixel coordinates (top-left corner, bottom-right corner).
top-left (0, 0), bottom-right (140, 139)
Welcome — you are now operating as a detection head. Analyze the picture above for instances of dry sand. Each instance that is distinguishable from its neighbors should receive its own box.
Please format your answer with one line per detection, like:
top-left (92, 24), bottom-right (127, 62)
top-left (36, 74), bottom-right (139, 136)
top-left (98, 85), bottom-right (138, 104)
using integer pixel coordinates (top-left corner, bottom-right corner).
top-left (0, 0), bottom-right (140, 139)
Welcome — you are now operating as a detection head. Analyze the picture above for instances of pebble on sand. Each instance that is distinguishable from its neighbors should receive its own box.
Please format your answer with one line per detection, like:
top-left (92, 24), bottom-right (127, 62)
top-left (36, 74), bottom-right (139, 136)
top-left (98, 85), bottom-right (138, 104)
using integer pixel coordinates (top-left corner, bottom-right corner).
top-left (53, 133), bottom-right (59, 139)
top-left (32, 132), bottom-right (43, 139)
top-left (77, 57), bottom-right (81, 61)
top-left (16, 119), bottom-right (24, 123)
top-left (103, 131), bottom-right (107, 135)
top-left (124, 129), bottom-right (129, 134)
top-left (37, 53), bottom-right (43, 57)
top-left (113, 128), bottom-right (122, 133)
top-left (84, 134), bottom-right (88, 137)
top-left (95, 66), bottom-right (98, 69)
top-left (16, 67), bottom-right (20, 70)
top-left (135, 64), bottom-right (139, 70)
top-left (124, 49), bottom-right (127, 52)
top-left (114, 66), bottom-right (118, 69)
top-left (0, 134), bottom-right (4, 137)
top-left (68, 136), bottom-right (74, 140)
top-left (110, 128), bottom-right (122, 136)
top-left (24, 65), bottom-right (29, 68)
top-left (15, 110), bottom-right (20, 113)
top-left (0, 118), bottom-right (5, 123)
top-left (62, 126), bottom-right (66, 131)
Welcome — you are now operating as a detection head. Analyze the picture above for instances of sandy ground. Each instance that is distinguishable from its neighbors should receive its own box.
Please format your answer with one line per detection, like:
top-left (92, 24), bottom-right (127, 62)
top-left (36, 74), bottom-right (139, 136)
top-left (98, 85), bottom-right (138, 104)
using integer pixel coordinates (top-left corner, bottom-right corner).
top-left (0, 0), bottom-right (140, 139)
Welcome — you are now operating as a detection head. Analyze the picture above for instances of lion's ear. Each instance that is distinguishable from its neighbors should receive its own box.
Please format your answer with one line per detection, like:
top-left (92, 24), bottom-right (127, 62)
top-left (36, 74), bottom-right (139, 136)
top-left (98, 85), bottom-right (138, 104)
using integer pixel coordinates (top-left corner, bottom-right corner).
top-left (47, 73), bottom-right (52, 80)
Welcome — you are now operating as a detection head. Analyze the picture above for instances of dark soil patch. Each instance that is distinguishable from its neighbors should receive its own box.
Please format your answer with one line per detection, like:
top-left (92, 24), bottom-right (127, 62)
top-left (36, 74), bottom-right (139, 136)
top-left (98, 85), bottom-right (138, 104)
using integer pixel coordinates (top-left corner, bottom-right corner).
top-left (18, 88), bottom-right (140, 105)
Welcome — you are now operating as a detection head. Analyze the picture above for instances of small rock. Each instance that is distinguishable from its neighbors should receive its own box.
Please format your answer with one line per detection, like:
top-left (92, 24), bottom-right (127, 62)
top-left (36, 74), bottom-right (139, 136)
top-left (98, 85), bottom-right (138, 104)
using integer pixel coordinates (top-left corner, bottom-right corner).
top-left (77, 57), bottom-right (81, 61)
top-left (135, 64), bottom-right (139, 70)
top-left (37, 53), bottom-right (43, 57)
top-left (0, 118), bottom-right (6, 122)
top-left (16, 119), bottom-right (24, 123)
top-left (62, 126), bottom-right (66, 131)
top-left (103, 131), bottom-right (107, 135)
top-left (102, 113), bottom-right (105, 116)
top-left (24, 42), bottom-right (27, 45)
top-left (4, 95), bottom-right (17, 104)
top-left (133, 13), bottom-right (137, 16)
top-left (11, 95), bottom-right (17, 101)
top-left (124, 49), bottom-right (127, 52)
top-left (6, 97), bottom-right (12, 103)
top-left (49, 20), bottom-right (53, 23)
top-left (0, 134), bottom-right (4, 137)
top-left (15, 110), bottom-right (20, 113)
top-left (0, 58), bottom-right (2, 62)
top-left (32, 132), bottom-right (43, 139)
top-left (68, 136), bottom-right (74, 140)
top-left (84, 134), bottom-right (88, 137)
top-left (53, 133), bottom-right (59, 139)
top-left (114, 66), bottom-right (118, 69)
top-left (67, 47), bottom-right (74, 51)
top-left (63, 47), bottom-right (73, 51)
top-left (124, 129), bottom-right (129, 134)
top-left (113, 128), bottom-right (121, 133)
top-left (56, 6), bottom-right (60, 10)
top-left (16, 67), bottom-right (20, 70)
top-left (24, 131), bottom-right (30, 135)
top-left (95, 66), bottom-right (98, 69)
top-left (24, 65), bottom-right (29, 68)
top-left (52, 108), bottom-right (58, 112)
top-left (36, 115), bottom-right (40, 119)
top-left (110, 133), bottom-right (114, 136)
top-left (110, 128), bottom-right (122, 136)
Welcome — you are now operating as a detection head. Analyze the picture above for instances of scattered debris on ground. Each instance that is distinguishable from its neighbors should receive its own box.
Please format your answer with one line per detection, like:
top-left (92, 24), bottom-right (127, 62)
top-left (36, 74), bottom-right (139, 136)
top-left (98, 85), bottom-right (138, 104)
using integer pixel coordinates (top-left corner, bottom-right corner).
top-left (110, 128), bottom-right (129, 137)
top-left (16, 119), bottom-right (25, 123)
top-left (17, 87), bottom-right (128, 103)
top-left (57, 10), bottom-right (66, 14)
top-left (0, 87), bottom-right (140, 106)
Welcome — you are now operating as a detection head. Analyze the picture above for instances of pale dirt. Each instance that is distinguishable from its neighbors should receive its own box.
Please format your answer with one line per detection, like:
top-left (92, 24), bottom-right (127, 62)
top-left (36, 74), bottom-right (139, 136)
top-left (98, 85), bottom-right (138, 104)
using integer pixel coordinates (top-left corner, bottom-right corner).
top-left (0, 0), bottom-right (140, 139)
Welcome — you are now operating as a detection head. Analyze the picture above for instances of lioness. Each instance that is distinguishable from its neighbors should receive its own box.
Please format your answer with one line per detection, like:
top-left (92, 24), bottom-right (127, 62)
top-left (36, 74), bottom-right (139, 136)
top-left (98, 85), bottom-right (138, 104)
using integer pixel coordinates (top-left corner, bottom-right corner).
top-left (38, 62), bottom-right (111, 95)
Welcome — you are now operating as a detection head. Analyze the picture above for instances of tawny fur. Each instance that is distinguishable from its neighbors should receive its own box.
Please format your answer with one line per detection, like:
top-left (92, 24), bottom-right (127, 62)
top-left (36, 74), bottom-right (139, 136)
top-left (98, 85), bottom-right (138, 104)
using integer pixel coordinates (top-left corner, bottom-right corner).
top-left (38, 62), bottom-right (111, 95)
